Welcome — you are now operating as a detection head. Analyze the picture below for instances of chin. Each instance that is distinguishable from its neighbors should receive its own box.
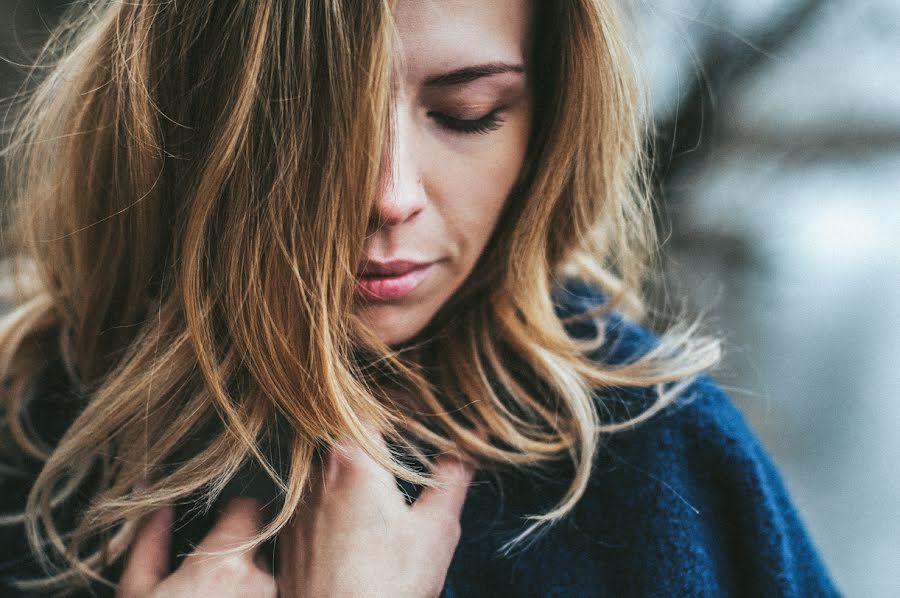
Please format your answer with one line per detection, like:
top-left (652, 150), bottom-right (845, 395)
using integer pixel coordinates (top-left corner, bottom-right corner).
top-left (356, 304), bottom-right (432, 347)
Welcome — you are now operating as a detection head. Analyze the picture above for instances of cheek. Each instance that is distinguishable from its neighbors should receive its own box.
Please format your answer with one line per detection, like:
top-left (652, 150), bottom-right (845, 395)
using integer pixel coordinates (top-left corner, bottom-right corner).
top-left (425, 121), bottom-right (530, 266)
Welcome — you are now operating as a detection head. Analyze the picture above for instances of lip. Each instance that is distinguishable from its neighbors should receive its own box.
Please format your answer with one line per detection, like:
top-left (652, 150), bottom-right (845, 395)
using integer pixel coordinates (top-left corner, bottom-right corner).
top-left (356, 259), bottom-right (432, 277)
top-left (355, 260), bottom-right (434, 301)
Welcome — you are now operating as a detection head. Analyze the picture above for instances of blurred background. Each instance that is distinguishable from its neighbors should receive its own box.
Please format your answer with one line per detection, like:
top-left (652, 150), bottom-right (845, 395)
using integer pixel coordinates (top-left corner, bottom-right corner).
top-left (634, 1), bottom-right (899, 595)
top-left (2, 1), bottom-right (898, 595)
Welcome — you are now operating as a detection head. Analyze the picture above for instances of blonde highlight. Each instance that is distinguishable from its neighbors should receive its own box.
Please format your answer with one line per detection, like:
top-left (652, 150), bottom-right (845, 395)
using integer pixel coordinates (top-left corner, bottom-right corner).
top-left (1, 0), bottom-right (719, 593)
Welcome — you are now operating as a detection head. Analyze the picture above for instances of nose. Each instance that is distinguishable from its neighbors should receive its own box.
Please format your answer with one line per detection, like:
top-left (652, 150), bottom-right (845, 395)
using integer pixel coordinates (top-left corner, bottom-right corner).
top-left (369, 112), bottom-right (426, 229)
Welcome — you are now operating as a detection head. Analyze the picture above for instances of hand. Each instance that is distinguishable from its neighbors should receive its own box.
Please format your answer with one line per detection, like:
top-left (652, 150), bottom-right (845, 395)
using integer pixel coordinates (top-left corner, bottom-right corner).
top-left (277, 441), bottom-right (475, 598)
top-left (117, 498), bottom-right (277, 598)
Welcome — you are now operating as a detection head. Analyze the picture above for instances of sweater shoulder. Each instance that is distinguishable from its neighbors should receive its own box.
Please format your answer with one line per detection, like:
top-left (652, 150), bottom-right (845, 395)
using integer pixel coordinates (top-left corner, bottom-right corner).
top-left (574, 377), bottom-right (839, 596)
top-left (518, 278), bottom-right (842, 596)
top-left (551, 276), bottom-right (763, 454)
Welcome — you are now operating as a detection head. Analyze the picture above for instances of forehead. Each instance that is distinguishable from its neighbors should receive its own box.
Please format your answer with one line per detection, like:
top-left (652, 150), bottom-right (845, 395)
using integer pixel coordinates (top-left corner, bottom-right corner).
top-left (392, 0), bottom-right (532, 79)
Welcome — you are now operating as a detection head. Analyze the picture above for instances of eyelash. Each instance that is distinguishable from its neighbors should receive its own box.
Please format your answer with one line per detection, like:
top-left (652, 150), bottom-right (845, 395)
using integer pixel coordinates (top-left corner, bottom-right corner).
top-left (427, 108), bottom-right (505, 135)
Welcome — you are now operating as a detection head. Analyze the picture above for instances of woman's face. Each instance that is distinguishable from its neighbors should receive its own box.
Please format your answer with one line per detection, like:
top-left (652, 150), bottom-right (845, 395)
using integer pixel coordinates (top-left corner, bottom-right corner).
top-left (354, 0), bottom-right (532, 345)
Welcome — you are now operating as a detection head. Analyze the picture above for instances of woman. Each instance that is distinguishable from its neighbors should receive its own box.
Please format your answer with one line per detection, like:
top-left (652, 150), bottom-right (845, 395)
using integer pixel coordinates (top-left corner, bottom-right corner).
top-left (0, 0), bottom-right (839, 596)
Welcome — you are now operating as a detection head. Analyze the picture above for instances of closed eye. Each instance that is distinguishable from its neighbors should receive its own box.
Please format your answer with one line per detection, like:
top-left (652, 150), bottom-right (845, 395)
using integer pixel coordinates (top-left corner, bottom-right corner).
top-left (427, 108), bottom-right (505, 135)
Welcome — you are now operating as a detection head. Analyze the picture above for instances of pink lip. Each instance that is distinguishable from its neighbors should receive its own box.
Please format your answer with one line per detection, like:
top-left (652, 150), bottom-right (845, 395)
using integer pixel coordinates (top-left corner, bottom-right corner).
top-left (355, 261), bottom-right (433, 301)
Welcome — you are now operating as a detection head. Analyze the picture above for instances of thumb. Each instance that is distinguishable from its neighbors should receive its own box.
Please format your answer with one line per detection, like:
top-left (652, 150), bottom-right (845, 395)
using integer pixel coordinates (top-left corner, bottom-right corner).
top-left (118, 506), bottom-right (174, 598)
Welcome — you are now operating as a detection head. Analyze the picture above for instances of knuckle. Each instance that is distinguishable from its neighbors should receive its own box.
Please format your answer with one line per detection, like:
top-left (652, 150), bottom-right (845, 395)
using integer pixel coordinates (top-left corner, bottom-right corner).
top-left (328, 444), bottom-right (366, 478)
top-left (445, 459), bottom-right (474, 486)
top-left (216, 553), bottom-right (256, 581)
top-left (337, 448), bottom-right (367, 477)
top-left (330, 444), bottom-right (390, 486)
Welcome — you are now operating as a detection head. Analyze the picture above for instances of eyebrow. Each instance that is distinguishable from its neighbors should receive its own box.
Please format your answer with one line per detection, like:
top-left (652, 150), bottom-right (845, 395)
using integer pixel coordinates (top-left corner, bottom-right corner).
top-left (422, 62), bottom-right (526, 87)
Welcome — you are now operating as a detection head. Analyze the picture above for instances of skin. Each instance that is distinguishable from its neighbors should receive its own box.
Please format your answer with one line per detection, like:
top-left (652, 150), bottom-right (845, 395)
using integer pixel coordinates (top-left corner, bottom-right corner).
top-left (119, 449), bottom-right (474, 598)
top-left (118, 1), bottom-right (532, 595)
top-left (354, 0), bottom-right (533, 345)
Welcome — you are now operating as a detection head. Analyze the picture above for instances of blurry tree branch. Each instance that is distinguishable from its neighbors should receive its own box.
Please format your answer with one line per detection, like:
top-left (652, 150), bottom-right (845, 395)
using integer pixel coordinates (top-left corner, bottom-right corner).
top-left (652, 0), bottom-right (829, 194)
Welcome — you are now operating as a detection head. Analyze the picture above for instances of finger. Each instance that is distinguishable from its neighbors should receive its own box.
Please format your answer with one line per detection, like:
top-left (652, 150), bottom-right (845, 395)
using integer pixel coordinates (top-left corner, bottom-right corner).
top-left (118, 506), bottom-right (174, 598)
top-left (413, 453), bottom-right (475, 519)
top-left (328, 436), bottom-right (403, 505)
top-left (190, 497), bottom-right (265, 557)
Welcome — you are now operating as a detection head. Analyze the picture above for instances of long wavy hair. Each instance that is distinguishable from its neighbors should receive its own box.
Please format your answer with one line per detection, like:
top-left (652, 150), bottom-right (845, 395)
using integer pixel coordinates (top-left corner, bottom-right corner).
top-left (0, 0), bottom-right (719, 593)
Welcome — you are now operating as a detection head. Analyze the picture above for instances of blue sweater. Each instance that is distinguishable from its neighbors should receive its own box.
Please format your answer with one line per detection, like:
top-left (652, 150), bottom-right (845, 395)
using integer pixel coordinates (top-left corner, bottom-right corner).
top-left (441, 281), bottom-right (840, 597)
top-left (0, 281), bottom-right (840, 596)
